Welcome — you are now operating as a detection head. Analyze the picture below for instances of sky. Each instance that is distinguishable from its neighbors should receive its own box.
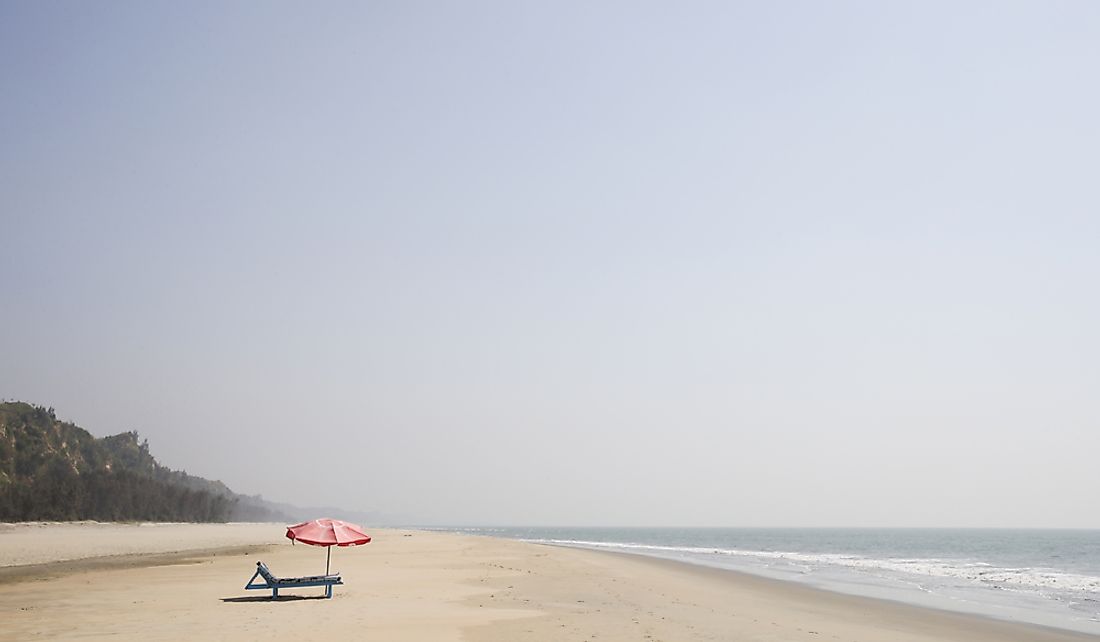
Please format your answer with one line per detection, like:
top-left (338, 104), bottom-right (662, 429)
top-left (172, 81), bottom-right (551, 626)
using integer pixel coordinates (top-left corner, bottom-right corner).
top-left (2, 1), bottom-right (1099, 527)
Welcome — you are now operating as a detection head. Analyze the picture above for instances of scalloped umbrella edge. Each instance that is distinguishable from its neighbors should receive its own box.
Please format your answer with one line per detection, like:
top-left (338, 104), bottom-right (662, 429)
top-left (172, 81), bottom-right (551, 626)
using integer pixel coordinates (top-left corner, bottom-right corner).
top-left (286, 518), bottom-right (372, 575)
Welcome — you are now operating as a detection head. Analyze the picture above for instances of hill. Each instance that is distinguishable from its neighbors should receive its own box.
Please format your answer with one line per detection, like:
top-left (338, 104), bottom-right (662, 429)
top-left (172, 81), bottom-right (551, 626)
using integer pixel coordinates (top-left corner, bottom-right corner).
top-left (0, 401), bottom-right (292, 523)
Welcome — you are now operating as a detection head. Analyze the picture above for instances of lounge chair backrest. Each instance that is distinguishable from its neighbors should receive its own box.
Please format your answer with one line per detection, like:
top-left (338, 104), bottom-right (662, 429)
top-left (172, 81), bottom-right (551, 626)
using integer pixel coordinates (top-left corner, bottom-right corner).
top-left (256, 561), bottom-right (278, 584)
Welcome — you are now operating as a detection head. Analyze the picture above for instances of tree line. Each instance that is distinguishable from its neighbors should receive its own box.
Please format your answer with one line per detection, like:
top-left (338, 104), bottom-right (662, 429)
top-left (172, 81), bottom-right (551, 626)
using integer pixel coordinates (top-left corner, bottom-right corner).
top-left (0, 462), bottom-right (236, 521)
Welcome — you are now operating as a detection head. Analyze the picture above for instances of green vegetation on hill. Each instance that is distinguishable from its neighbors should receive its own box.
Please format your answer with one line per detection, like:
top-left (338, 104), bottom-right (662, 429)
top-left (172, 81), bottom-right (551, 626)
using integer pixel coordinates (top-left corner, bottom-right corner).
top-left (0, 401), bottom-right (289, 523)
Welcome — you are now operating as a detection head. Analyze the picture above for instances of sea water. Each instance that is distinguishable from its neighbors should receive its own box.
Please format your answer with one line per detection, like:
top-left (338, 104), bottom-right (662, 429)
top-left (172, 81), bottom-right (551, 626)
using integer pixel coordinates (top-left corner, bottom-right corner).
top-left (435, 527), bottom-right (1100, 635)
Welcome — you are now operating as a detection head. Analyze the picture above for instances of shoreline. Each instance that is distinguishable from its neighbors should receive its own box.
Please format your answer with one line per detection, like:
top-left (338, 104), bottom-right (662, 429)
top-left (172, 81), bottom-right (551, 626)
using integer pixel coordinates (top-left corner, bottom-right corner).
top-left (453, 527), bottom-right (1100, 637)
top-left (577, 544), bottom-right (1100, 641)
top-left (1, 523), bottom-right (1097, 641)
top-left (467, 535), bottom-right (1099, 642)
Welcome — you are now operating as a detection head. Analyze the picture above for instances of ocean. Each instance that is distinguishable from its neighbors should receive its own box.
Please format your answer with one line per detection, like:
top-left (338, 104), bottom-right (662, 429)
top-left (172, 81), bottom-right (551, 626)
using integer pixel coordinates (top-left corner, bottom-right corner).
top-left (434, 527), bottom-right (1100, 635)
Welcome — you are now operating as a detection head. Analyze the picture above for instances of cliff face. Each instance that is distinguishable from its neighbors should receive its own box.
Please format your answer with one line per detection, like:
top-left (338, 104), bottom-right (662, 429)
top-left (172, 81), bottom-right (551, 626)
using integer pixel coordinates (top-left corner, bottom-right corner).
top-left (0, 402), bottom-right (287, 523)
top-left (0, 404), bottom-right (102, 484)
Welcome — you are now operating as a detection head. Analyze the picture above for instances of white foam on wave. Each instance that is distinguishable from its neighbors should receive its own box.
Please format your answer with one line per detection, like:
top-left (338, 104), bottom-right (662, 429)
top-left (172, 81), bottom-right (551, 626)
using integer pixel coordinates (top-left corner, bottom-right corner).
top-left (523, 538), bottom-right (1100, 595)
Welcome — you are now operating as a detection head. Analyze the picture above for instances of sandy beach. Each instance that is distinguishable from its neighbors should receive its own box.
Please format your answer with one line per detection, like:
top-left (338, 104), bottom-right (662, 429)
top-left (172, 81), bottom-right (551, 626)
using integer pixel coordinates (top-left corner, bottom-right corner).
top-left (0, 523), bottom-right (1096, 642)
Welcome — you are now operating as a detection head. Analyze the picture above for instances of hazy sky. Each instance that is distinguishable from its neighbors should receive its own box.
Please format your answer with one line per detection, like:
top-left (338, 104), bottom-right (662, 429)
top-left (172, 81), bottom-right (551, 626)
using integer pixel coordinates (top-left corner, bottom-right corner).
top-left (2, 1), bottom-right (1099, 527)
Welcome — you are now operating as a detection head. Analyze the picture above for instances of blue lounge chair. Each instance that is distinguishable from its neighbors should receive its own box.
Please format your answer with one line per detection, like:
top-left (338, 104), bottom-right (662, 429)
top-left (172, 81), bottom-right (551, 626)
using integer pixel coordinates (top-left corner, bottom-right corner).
top-left (244, 561), bottom-right (343, 598)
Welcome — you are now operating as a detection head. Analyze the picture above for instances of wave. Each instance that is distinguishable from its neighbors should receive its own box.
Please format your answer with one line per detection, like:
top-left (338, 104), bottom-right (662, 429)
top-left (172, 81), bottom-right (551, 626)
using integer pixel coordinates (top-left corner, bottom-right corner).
top-left (523, 538), bottom-right (1100, 595)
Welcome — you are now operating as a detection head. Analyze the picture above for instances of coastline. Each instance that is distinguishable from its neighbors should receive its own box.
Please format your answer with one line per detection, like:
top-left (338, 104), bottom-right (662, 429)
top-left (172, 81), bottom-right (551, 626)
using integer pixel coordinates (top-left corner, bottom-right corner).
top-left (455, 525), bottom-right (1100, 635)
top-left (572, 545), bottom-right (1100, 641)
top-left (0, 523), bottom-right (1096, 641)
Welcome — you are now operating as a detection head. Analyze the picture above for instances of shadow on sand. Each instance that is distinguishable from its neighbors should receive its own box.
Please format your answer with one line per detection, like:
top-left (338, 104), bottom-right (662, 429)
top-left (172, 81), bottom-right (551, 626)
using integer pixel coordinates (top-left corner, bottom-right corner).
top-left (221, 594), bottom-right (330, 603)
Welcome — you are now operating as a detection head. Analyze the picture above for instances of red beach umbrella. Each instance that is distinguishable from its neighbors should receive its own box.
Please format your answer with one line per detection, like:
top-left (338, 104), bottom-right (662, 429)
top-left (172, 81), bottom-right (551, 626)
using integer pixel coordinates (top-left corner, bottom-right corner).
top-left (286, 518), bottom-right (371, 575)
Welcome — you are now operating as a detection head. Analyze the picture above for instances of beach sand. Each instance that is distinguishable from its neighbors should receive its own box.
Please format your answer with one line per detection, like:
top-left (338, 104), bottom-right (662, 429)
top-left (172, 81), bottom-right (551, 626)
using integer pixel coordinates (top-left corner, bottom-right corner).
top-left (1, 523), bottom-right (1095, 641)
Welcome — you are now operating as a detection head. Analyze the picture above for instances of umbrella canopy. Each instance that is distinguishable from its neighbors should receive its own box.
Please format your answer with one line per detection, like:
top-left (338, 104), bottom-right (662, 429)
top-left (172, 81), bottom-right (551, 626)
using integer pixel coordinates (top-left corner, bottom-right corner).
top-left (286, 518), bottom-right (371, 575)
top-left (286, 518), bottom-right (372, 547)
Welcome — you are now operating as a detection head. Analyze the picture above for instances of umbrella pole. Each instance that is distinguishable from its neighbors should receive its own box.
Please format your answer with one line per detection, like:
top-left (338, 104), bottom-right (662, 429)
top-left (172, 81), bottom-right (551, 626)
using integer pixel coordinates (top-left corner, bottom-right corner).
top-left (326, 546), bottom-right (331, 575)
